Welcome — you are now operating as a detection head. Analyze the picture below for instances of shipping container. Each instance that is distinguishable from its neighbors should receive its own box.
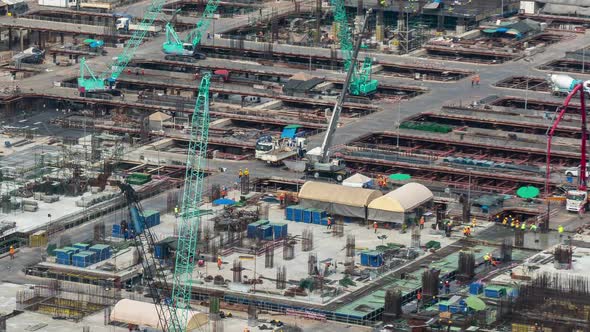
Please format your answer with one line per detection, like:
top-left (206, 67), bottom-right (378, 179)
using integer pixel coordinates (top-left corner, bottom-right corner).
top-left (89, 244), bottom-right (111, 261)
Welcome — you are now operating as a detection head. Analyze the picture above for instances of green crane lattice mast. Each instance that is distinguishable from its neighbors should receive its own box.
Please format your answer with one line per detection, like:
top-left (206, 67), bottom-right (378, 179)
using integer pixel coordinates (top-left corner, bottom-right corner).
top-left (162, 0), bottom-right (221, 59)
top-left (78, 0), bottom-right (167, 91)
top-left (330, 0), bottom-right (378, 96)
top-left (170, 73), bottom-right (212, 331)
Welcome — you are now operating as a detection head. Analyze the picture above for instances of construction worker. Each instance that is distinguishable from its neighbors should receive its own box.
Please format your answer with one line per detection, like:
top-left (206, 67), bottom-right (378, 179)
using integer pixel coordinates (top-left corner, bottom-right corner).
top-left (419, 216), bottom-right (425, 230)
top-left (483, 253), bottom-right (490, 266)
top-left (502, 217), bottom-right (508, 226)
top-left (238, 169), bottom-right (243, 179)
top-left (278, 192), bottom-right (286, 206)
top-left (327, 216), bottom-right (333, 230)
top-left (444, 280), bottom-right (451, 294)
top-left (521, 222), bottom-right (527, 231)
top-left (217, 256), bottom-right (223, 270)
top-left (510, 220), bottom-right (515, 228)
top-left (373, 221), bottom-right (378, 234)
top-left (530, 223), bottom-right (538, 233)
top-left (474, 74), bottom-right (480, 86)
top-left (244, 168), bottom-right (249, 177)
top-left (416, 291), bottom-right (422, 308)
top-left (558, 225), bottom-right (564, 237)
top-left (174, 205), bottom-right (179, 218)
top-left (515, 221), bottom-right (520, 230)
top-left (9, 246), bottom-right (14, 260)
top-left (471, 217), bottom-right (477, 228)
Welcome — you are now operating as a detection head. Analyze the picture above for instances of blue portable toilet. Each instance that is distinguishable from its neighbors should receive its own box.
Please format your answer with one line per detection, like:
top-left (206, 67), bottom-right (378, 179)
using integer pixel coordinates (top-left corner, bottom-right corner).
top-left (360, 251), bottom-right (383, 267)
top-left (469, 282), bottom-right (483, 295)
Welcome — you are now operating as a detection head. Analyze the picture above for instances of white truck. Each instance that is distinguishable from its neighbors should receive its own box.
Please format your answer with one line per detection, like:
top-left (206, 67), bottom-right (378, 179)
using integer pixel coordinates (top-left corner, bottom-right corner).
top-left (255, 135), bottom-right (307, 165)
top-left (548, 74), bottom-right (590, 95)
top-left (116, 17), bottom-right (162, 35)
top-left (566, 190), bottom-right (588, 212)
top-left (38, 0), bottom-right (77, 8)
top-left (564, 165), bottom-right (590, 178)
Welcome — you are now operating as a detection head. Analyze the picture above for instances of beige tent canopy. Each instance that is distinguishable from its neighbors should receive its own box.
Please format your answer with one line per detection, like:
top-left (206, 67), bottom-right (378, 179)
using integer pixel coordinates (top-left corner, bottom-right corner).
top-left (110, 299), bottom-right (208, 330)
top-left (298, 181), bottom-right (382, 218)
top-left (369, 183), bottom-right (433, 212)
top-left (368, 183), bottom-right (433, 222)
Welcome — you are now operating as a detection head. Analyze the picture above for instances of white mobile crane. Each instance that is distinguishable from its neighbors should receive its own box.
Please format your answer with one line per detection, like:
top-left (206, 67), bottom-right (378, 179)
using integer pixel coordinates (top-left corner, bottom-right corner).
top-left (302, 9), bottom-right (373, 182)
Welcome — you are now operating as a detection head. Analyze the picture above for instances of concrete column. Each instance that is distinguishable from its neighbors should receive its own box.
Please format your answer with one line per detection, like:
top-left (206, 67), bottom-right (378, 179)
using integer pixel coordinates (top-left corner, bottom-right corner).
top-left (456, 18), bottom-right (466, 35)
top-left (8, 28), bottom-right (12, 49)
top-left (376, 9), bottom-right (384, 43)
top-left (19, 29), bottom-right (24, 51)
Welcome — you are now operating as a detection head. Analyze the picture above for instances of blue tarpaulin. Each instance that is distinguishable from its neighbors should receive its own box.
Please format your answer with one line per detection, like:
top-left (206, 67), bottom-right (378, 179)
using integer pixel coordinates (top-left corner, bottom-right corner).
top-left (213, 198), bottom-right (236, 205)
top-left (281, 127), bottom-right (297, 139)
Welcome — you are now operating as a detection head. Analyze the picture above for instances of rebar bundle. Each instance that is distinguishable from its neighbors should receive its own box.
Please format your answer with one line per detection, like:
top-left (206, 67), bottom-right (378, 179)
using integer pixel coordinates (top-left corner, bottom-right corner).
top-left (457, 252), bottom-right (475, 281)
top-left (421, 269), bottom-right (440, 299)
top-left (265, 245), bottom-right (274, 268)
top-left (232, 259), bottom-right (242, 283)
top-left (346, 235), bottom-right (355, 257)
top-left (332, 221), bottom-right (344, 237)
top-left (554, 245), bottom-right (573, 269)
top-left (302, 228), bottom-right (313, 252)
top-left (308, 252), bottom-right (318, 276)
top-left (411, 227), bottom-right (421, 249)
top-left (283, 239), bottom-right (294, 260)
top-left (383, 288), bottom-right (403, 322)
top-left (276, 266), bottom-right (287, 289)
top-left (345, 257), bottom-right (355, 275)
top-left (500, 239), bottom-right (512, 262)
top-left (514, 228), bottom-right (525, 247)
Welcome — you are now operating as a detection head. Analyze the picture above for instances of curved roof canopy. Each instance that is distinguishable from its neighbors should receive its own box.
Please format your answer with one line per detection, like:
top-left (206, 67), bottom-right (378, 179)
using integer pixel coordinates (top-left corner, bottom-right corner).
top-left (298, 181), bottom-right (382, 207)
top-left (110, 299), bottom-right (208, 330)
top-left (368, 183), bottom-right (433, 213)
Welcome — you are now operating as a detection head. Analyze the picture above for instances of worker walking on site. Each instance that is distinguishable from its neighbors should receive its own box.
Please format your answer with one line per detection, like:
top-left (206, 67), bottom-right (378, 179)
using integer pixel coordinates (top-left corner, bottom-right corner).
top-left (174, 205), bottom-right (179, 219)
top-left (327, 216), bottom-right (333, 230)
top-left (483, 253), bottom-right (491, 267)
top-left (9, 246), bottom-right (15, 260)
top-left (373, 221), bottom-right (378, 234)
top-left (558, 225), bottom-right (564, 238)
top-left (521, 222), bottom-right (527, 231)
top-left (471, 216), bottom-right (477, 228)
top-left (419, 216), bottom-right (425, 230)
top-left (530, 223), bottom-right (538, 233)
top-left (238, 169), bottom-right (243, 181)
top-left (474, 74), bottom-right (480, 86)
top-left (444, 280), bottom-right (451, 294)
top-left (217, 256), bottom-right (223, 270)
top-left (416, 291), bottom-right (422, 310)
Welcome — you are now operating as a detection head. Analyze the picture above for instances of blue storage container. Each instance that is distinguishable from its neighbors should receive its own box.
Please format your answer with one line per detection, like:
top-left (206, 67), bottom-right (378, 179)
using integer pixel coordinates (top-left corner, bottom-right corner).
top-left (258, 225), bottom-right (273, 240)
top-left (294, 207), bottom-right (303, 222)
top-left (360, 251), bottom-right (383, 267)
top-left (438, 301), bottom-right (450, 312)
top-left (154, 244), bottom-right (169, 259)
top-left (72, 252), bottom-right (94, 268)
top-left (73, 243), bottom-right (90, 251)
top-left (285, 206), bottom-right (297, 221)
top-left (247, 224), bottom-right (258, 238)
top-left (343, 216), bottom-right (353, 223)
top-left (143, 210), bottom-right (160, 228)
top-left (55, 249), bottom-right (72, 265)
top-left (271, 223), bottom-right (288, 239)
top-left (303, 209), bottom-right (313, 223)
top-left (89, 244), bottom-right (111, 261)
top-left (469, 282), bottom-right (483, 295)
top-left (80, 250), bottom-right (96, 264)
top-left (484, 286), bottom-right (506, 298)
top-left (63, 246), bottom-right (79, 254)
top-left (311, 209), bottom-right (326, 223)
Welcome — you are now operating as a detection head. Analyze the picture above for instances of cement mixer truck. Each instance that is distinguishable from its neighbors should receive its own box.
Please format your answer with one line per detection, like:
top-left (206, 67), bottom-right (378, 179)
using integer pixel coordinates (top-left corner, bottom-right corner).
top-left (548, 74), bottom-right (590, 95)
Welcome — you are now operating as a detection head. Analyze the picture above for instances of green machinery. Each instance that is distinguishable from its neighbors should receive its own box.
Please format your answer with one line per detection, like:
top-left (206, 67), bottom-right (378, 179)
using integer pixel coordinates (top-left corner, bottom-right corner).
top-left (170, 72), bottom-right (212, 330)
top-left (330, 0), bottom-right (378, 96)
top-left (162, 0), bottom-right (221, 60)
top-left (77, 0), bottom-right (166, 91)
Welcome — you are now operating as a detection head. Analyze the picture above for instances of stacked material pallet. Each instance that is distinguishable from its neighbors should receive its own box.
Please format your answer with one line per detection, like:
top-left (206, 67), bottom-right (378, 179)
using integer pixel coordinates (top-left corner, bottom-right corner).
top-left (29, 230), bottom-right (47, 247)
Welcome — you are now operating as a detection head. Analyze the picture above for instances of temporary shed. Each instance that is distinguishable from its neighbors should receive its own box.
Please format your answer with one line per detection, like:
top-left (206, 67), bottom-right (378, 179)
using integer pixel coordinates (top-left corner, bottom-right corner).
top-left (148, 111), bottom-right (172, 131)
top-left (368, 182), bottom-right (434, 223)
top-left (298, 181), bottom-right (382, 218)
top-left (111, 299), bottom-right (208, 330)
top-left (342, 173), bottom-right (373, 188)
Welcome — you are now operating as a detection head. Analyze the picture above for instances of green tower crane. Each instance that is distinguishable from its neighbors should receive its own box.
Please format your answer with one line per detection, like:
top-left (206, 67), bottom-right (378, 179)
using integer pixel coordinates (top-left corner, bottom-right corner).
top-left (330, 0), bottom-right (378, 96)
top-left (162, 0), bottom-right (221, 61)
top-left (170, 72), bottom-right (212, 330)
top-left (77, 0), bottom-right (167, 92)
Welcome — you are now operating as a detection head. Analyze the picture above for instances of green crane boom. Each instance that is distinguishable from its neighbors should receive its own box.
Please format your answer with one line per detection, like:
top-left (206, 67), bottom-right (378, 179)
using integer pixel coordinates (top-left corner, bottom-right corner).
top-left (162, 0), bottom-right (221, 58)
top-left (78, 0), bottom-right (166, 91)
top-left (330, 0), bottom-right (378, 96)
top-left (170, 73), bottom-right (212, 331)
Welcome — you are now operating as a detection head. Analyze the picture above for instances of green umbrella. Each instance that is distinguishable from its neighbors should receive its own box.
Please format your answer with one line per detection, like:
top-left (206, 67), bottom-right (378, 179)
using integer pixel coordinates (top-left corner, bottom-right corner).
top-left (83, 38), bottom-right (95, 44)
top-left (517, 186), bottom-right (540, 199)
top-left (465, 296), bottom-right (486, 311)
top-left (389, 173), bottom-right (411, 181)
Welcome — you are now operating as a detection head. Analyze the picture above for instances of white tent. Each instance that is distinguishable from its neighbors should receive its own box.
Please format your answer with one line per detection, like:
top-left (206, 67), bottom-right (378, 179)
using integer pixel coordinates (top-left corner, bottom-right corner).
top-left (342, 173), bottom-right (373, 188)
top-left (298, 181), bottom-right (382, 218)
top-left (110, 299), bottom-right (208, 331)
top-left (368, 183), bottom-right (434, 222)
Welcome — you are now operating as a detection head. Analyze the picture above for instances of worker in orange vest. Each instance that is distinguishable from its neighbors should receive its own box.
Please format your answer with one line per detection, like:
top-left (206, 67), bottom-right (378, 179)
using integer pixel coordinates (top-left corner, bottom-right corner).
top-left (419, 216), bottom-right (425, 230)
top-left (327, 217), bottom-right (333, 230)
top-left (9, 246), bottom-right (14, 260)
top-left (373, 222), bottom-right (378, 233)
top-left (217, 256), bottom-right (223, 270)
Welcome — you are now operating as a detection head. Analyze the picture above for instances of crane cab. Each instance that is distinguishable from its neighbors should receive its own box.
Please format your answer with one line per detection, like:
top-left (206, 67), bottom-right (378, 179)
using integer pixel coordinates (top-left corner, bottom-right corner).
top-left (566, 190), bottom-right (588, 212)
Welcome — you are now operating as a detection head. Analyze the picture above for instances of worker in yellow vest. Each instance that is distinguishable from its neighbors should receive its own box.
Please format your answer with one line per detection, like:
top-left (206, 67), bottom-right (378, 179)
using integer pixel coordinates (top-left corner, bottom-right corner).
top-left (244, 168), bottom-right (249, 177)
top-left (558, 225), bottom-right (564, 237)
